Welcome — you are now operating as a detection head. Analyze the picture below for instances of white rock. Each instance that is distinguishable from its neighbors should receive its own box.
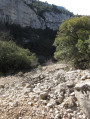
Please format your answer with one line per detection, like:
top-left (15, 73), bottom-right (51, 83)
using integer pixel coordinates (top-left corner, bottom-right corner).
top-left (54, 114), bottom-right (61, 119)
top-left (0, 0), bottom-right (70, 30)
top-left (70, 92), bottom-right (75, 96)
top-left (42, 110), bottom-right (46, 115)
top-left (28, 102), bottom-right (33, 106)
top-left (68, 113), bottom-right (72, 119)
top-left (47, 99), bottom-right (56, 108)
top-left (40, 92), bottom-right (48, 100)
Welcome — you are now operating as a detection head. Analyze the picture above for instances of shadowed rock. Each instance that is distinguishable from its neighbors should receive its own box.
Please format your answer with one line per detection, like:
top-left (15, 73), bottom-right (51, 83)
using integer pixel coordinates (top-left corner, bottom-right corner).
top-left (75, 79), bottom-right (90, 119)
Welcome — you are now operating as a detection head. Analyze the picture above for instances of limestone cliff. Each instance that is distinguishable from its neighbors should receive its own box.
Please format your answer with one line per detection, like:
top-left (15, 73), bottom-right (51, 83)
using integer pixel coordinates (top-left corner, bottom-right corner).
top-left (0, 0), bottom-right (72, 30)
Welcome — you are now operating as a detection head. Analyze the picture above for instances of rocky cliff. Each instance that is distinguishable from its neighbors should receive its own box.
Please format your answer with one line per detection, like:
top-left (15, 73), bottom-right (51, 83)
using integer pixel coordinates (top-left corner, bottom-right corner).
top-left (0, 0), bottom-right (71, 30)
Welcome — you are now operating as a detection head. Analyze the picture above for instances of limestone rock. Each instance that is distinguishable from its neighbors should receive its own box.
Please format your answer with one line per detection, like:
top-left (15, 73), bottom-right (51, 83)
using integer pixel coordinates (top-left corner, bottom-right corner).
top-left (54, 114), bottom-right (61, 119)
top-left (0, 0), bottom-right (71, 30)
top-left (0, 63), bottom-right (89, 119)
top-left (67, 81), bottom-right (75, 88)
top-left (47, 99), bottom-right (56, 108)
top-left (0, 84), bottom-right (4, 89)
top-left (56, 96), bottom-right (64, 104)
top-left (43, 12), bottom-right (70, 30)
top-left (40, 92), bottom-right (48, 100)
top-left (62, 96), bottom-right (77, 108)
top-left (75, 79), bottom-right (90, 118)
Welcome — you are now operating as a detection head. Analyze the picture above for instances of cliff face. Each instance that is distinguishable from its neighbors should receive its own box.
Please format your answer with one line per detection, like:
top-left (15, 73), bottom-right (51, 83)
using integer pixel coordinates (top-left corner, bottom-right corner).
top-left (0, 0), bottom-right (71, 30)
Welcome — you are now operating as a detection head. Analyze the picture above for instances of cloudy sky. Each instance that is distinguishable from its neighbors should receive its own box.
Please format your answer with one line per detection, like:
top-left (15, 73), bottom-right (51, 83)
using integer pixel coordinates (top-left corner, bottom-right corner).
top-left (40, 0), bottom-right (90, 15)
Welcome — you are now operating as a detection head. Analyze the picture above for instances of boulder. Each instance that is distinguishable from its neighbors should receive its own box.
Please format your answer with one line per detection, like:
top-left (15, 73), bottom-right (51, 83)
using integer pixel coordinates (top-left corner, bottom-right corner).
top-left (40, 92), bottom-right (48, 100)
top-left (75, 79), bottom-right (90, 118)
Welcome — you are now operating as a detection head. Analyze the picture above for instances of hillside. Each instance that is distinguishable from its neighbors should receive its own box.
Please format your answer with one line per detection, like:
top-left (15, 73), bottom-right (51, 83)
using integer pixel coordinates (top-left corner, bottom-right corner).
top-left (0, 0), bottom-right (73, 63)
top-left (1, 24), bottom-right (56, 64)
top-left (0, 1), bottom-right (90, 119)
top-left (0, 0), bottom-right (73, 30)
top-left (0, 0), bottom-right (74, 64)
top-left (0, 63), bottom-right (90, 119)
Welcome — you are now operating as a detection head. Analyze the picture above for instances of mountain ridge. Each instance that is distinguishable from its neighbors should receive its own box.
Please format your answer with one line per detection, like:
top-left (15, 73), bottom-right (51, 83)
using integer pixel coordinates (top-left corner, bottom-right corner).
top-left (0, 0), bottom-right (73, 30)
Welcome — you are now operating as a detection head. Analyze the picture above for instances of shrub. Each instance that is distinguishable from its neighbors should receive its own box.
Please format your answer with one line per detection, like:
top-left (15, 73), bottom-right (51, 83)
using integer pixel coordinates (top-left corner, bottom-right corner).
top-left (7, 24), bottom-right (57, 63)
top-left (37, 65), bottom-right (42, 70)
top-left (54, 16), bottom-right (90, 69)
top-left (32, 1), bottom-right (73, 16)
top-left (0, 40), bottom-right (38, 73)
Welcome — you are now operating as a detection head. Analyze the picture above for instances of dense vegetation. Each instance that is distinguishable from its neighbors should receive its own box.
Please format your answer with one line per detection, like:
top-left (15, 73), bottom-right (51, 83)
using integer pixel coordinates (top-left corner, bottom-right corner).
top-left (54, 16), bottom-right (90, 69)
top-left (0, 16), bottom-right (90, 75)
top-left (0, 24), bottom-right (38, 74)
top-left (6, 24), bottom-right (57, 63)
top-left (28, 0), bottom-right (73, 18)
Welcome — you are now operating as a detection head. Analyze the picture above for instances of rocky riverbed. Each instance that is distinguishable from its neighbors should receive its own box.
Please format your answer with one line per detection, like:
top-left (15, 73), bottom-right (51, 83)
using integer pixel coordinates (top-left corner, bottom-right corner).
top-left (0, 63), bottom-right (90, 119)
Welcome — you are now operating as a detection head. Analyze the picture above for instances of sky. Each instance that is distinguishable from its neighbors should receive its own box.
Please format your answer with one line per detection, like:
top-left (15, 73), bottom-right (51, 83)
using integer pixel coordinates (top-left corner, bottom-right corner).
top-left (39, 0), bottom-right (90, 15)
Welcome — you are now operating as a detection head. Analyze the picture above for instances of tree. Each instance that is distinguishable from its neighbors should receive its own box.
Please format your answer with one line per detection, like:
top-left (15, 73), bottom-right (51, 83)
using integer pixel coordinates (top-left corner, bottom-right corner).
top-left (0, 40), bottom-right (38, 73)
top-left (54, 16), bottom-right (90, 69)
top-left (0, 30), bottom-right (38, 74)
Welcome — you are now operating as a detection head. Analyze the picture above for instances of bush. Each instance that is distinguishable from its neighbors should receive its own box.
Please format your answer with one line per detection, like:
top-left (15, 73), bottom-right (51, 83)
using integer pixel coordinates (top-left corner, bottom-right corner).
top-left (37, 65), bottom-right (42, 70)
top-left (0, 40), bottom-right (38, 73)
top-left (0, 23), bottom-right (57, 65)
top-left (54, 16), bottom-right (90, 69)
top-left (32, 1), bottom-right (73, 16)
top-left (7, 24), bottom-right (57, 63)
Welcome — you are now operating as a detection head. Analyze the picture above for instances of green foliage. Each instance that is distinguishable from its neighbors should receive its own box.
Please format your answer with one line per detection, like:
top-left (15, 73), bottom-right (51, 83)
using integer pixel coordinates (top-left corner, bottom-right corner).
top-left (0, 32), bottom-right (38, 73)
top-left (6, 24), bottom-right (56, 63)
top-left (37, 65), bottom-right (42, 70)
top-left (31, 1), bottom-right (73, 17)
top-left (0, 23), bottom-right (13, 41)
top-left (54, 16), bottom-right (90, 69)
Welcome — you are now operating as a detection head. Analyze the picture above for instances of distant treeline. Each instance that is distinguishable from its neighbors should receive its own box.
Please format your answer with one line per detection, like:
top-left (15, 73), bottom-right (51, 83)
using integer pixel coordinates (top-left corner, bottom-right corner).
top-left (27, 0), bottom-right (73, 18)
